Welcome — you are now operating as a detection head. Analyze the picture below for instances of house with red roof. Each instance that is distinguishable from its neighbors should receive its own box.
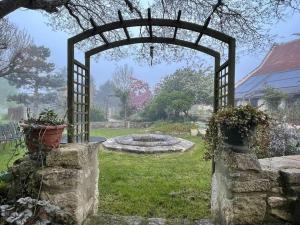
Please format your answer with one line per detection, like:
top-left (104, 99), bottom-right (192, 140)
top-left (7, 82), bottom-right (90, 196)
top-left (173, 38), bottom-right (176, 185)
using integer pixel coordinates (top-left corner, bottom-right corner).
top-left (235, 38), bottom-right (300, 107)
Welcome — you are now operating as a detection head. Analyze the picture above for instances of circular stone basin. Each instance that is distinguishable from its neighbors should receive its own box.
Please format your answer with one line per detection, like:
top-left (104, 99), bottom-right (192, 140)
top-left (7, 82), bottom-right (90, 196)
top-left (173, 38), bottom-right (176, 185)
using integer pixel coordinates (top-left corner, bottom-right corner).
top-left (102, 134), bottom-right (195, 154)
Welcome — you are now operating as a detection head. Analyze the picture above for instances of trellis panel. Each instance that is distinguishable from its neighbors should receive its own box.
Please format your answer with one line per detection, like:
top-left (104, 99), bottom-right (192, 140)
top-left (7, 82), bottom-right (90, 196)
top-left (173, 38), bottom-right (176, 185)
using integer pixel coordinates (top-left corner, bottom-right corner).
top-left (216, 61), bottom-right (229, 108)
top-left (71, 60), bottom-right (89, 142)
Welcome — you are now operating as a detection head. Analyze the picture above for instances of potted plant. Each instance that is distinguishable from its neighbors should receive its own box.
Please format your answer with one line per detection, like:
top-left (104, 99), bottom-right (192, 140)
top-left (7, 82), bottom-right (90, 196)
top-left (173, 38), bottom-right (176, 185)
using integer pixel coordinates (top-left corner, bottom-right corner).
top-left (205, 105), bottom-right (269, 153)
top-left (21, 109), bottom-right (66, 153)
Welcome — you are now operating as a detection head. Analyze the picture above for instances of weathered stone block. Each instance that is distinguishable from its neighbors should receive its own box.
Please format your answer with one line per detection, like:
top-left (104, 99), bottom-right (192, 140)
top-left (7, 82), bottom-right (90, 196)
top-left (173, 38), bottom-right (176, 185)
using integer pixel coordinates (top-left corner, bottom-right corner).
top-left (270, 208), bottom-right (293, 222)
top-left (40, 189), bottom-right (96, 225)
top-left (271, 187), bottom-right (283, 194)
top-left (211, 173), bottom-right (218, 216)
top-left (211, 172), bottom-right (234, 225)
top-left (280, 168), bottom-right (300, 185)
top-left (46, 142), bottom-right (99, 169)
top-left (37, 167), bottom-right (81, 190)
top-left (267, 196), bottom-right (288, 208)
top-left (231, 179), bottom-right (270, 193)
top-left (220, 198), bottom-right (234, 225)
top-left (261, 170), bottom-right (280, 187)
top-left (230, 194), bottom-right (267, 225)
top-left (223, 151), bottom-right (262, 172)
top-left (228, 170), bottom-right (264, 181)
top-left (259, 155), bottom-right (300, 171)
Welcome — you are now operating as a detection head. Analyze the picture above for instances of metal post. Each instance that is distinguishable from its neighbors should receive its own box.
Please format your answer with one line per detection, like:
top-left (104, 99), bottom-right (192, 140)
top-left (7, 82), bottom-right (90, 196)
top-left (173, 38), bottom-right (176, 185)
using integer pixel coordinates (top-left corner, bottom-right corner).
top-left (214, 56), bottom-right (220, 113)
top-left (67, 39), bottom-right (75, 143)
top-left (228, 38), bottom-right (236, 106)
top-left (212, 55), bottom-right (221, 175)
top-left (85, 55), bottom-right (91, 142)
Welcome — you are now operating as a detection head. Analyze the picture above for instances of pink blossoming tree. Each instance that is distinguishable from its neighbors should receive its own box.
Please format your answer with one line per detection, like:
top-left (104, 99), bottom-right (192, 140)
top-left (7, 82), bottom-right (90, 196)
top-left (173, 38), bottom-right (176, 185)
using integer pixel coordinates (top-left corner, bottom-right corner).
top-left (129, 77), bottom-right (152, 111)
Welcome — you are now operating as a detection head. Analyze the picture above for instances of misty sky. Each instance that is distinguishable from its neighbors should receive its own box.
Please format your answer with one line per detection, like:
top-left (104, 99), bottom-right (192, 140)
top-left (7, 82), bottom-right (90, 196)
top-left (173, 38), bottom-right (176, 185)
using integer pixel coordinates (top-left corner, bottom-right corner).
top-left (7, 7), bottom-right (300, 88)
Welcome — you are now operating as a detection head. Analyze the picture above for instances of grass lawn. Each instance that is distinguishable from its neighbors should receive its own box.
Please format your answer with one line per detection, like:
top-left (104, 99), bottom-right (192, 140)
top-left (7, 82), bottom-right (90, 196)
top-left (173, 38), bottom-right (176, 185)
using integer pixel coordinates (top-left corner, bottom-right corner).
top-left (0, 142), bottom-right (25, 172)
top-left (91, 128), bottom-right (212, 219)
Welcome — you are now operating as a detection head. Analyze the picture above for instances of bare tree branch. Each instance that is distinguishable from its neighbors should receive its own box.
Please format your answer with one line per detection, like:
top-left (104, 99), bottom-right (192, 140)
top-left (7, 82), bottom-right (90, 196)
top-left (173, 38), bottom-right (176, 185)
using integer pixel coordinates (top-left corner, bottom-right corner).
top-left (1, 0), bottom-right (299, 65)
top-left (64, 2), bottom-right (85, 30)
top-left (0, 19), bottom-right (32, 78)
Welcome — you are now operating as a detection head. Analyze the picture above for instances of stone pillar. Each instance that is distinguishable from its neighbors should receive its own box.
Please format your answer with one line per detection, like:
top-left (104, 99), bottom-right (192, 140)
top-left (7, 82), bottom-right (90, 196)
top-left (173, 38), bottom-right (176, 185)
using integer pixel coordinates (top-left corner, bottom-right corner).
top-left (211, 149), bottom-right (270, 225)
top-left (40, 143), bottom-right (100, 224)
top-left (10, 142), bottom-right (100, 225)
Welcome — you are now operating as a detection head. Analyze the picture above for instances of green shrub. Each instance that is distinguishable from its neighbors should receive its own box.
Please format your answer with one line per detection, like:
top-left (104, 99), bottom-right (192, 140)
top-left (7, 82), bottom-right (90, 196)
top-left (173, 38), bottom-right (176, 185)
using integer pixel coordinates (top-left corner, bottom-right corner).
top-left (263, 86), bottom-right (287, 112)
top-left (90, 107), bottom-right (106, 122)
top-left (249, 125), bottom-right (270, 158)
top-left (142, 90), bottom-right (194, 121)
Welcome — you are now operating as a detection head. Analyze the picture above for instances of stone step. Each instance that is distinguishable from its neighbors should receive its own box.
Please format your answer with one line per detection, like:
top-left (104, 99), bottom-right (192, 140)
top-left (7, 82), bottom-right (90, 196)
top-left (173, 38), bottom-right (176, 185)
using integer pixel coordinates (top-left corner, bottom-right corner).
top-left (84, 213), bottom-right (214, 225)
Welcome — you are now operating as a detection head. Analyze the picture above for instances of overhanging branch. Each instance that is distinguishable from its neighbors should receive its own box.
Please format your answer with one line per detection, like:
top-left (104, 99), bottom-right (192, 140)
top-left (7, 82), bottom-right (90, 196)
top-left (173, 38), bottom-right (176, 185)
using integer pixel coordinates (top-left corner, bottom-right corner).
top-left (0, 0), bottom-right (66, 18)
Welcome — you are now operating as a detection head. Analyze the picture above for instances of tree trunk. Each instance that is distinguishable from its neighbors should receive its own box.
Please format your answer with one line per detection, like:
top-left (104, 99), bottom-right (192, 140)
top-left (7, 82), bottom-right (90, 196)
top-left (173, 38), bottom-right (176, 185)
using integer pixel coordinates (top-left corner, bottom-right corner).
top-left (33, 86), bottom-right (39, 113)
top-left (0, 0), bottom-right (65, 18)
top-left (184, 110), bottom-right (189, 118)
top-left (124, 100), bottom-right (127, 121)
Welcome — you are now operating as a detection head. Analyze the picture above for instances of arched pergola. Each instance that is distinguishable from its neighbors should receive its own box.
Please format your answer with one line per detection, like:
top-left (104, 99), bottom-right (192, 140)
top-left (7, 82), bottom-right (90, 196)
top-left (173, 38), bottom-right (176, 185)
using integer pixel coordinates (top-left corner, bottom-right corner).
top-left (67, 9), bottom-right (235, 143)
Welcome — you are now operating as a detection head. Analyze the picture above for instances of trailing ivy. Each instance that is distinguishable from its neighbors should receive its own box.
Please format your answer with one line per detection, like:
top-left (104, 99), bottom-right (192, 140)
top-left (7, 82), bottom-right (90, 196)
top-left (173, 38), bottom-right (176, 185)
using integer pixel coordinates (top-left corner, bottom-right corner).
top-left (204, 105), bottom-right (269, 160)
top-left (24, 109), bottom-right (65, 126)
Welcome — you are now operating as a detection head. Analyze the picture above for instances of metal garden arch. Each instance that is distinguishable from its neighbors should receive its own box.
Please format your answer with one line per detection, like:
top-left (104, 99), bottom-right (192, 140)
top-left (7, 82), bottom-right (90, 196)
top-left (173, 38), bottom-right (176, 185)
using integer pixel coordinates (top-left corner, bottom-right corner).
top-left (67, 9), bottom-right (236, 143)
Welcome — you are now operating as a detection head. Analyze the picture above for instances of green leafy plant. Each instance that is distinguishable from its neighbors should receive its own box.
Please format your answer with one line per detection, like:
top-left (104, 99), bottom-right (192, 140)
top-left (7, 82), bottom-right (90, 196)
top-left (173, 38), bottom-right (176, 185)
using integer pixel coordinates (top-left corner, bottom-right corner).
top-left (204, 105), bottom-right (269, 159)
top-left (25, 109), bottom-right (65, 126)
top-left (263, 86), bottom-right (287, 110)
top-left (0, 197), bottom-right (75, 225)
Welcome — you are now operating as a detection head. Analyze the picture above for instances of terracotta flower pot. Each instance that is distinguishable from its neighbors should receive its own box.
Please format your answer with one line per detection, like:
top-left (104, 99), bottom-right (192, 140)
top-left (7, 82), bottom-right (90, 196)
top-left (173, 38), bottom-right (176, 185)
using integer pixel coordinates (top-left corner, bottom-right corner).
top-left (21, 124), bottom-right (66, 153)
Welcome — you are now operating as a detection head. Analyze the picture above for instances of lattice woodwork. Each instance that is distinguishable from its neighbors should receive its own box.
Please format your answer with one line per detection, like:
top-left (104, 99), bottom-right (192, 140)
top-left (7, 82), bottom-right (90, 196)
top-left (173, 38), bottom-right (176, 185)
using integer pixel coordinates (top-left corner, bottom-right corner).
top-left (216, 61), bottom-right (229, 109)
top-left (73, 60), bottom-right (89, 142)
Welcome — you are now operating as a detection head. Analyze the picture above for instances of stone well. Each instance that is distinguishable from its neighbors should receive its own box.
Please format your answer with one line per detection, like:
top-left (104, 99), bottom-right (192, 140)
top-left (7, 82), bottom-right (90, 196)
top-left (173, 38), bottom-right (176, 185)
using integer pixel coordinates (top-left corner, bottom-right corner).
top-left (102, 134), bottom-right (194, 154)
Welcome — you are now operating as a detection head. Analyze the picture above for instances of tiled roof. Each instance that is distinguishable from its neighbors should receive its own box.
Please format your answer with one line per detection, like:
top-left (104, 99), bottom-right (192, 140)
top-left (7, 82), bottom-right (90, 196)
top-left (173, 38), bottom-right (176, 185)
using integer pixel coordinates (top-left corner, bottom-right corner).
top-left (235, 69), bottom-right (300, 99)
top-left (252, 38), bottom-right (300, 76)
top-left (235, 39), bottom-right (300, 100)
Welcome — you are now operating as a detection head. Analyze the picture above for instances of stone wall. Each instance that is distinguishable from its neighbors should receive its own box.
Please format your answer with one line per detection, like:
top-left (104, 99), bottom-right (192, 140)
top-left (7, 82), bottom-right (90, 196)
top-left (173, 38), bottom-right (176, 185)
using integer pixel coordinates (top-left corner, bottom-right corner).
top-left (259, 156), bottom-right (300, 224)
top-left (90, 121), bottom-right (152, 129)
top-left (9, 142), bottom-right (100, 225)
top-left (211, 149), bottom-right (300, 225)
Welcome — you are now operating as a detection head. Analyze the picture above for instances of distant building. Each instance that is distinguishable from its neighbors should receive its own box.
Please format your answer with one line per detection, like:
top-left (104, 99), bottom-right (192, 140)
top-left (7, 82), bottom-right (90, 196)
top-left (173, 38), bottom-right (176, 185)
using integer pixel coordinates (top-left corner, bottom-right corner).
top-left (235, 38), bottom-right (300, 108)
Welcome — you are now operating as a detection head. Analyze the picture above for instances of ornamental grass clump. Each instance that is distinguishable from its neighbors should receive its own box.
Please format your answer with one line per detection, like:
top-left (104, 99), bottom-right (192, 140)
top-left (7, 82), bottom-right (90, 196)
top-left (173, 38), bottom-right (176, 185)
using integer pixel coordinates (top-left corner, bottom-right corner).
top-left (204, 105), bottom-right (269, 159)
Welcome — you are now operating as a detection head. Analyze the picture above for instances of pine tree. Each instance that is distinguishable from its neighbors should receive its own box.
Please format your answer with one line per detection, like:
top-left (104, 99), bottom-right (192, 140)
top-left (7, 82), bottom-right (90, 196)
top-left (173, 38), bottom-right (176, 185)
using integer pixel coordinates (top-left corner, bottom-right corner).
top-left (7, 45), bottom-right (65, 113)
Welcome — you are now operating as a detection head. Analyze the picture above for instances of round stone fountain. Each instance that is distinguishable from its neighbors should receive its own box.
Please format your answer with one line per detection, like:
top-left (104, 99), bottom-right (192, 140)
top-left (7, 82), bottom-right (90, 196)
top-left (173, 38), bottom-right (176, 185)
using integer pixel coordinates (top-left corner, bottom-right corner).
top-left (102, 134), bottom-right (194, 154)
